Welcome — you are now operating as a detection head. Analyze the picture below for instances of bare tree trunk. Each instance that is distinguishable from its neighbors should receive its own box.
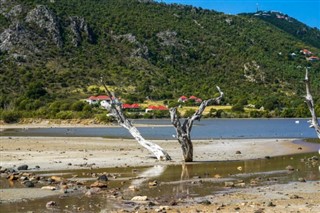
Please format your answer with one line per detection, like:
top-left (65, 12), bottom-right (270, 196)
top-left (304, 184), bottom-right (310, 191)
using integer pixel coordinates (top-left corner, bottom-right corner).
top-left (100, 80), bottom-right (171, 161)
top-left (170, 86), bottom-right (223, 162)
top-left (304, 68), bottom-right (320, 139)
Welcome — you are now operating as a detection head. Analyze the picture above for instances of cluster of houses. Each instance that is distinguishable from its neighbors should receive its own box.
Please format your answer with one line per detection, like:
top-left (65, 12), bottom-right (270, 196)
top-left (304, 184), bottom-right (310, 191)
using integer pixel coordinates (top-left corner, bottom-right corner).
top-left (178, 95), bottom-right (202, 103)
top-left (85, 94), bottom-right (203, 113)
top-left (300, 49), bottom-right (319, 62)
top-left (86, 95), bottom-right (168, 112)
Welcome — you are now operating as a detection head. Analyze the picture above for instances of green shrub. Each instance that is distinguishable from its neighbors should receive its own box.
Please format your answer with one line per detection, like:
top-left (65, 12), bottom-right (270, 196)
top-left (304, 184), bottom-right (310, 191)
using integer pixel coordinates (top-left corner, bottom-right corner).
top-left (1, 110), bottom-right (22, 123)
top-left (183, 109), bottom-right (196, 118)
top-left (249, 110), bottom-right (263, 118)
top-left (71, 101), bottom-right (85, 112)
top-left (56, 111), bottom-right (74, 119)
top-left (231, 103), bottom-right (244, 112)
top-left (95, 113), bottom-right (114, 123)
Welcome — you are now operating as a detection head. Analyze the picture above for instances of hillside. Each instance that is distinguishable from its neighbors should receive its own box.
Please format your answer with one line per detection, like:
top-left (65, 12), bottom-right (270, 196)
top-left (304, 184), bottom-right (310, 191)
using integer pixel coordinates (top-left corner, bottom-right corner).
top-left (0, 0), bottom-right (320, 119)
top-left (241, 11), bottom-right (320, 48)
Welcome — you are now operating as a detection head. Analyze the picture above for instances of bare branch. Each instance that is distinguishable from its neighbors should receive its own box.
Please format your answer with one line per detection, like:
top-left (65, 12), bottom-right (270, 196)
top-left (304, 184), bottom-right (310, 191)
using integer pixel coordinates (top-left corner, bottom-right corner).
top-left (304, 68), bottom-right (320, 139)
top-left (100, 78), bottom-right (171, 161)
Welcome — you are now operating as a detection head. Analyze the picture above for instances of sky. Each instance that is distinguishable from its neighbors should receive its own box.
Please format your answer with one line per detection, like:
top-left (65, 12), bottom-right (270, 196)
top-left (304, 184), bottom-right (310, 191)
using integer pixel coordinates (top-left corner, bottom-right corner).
top-left (156, 0), bottom-right (320, 28)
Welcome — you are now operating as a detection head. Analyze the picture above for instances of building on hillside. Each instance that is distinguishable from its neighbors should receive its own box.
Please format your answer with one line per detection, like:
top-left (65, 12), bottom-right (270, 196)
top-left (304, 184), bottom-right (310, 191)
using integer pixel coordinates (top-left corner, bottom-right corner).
top-left (195, 98), bottom-right (202, 103)
top-left (145, 105), bottom-right (168, 113)
top-left (300, 49), bottom-right (312, 56)
top-left (307, 56), bottom-right (320, 62)
top-left (189, 96), bottom-right (202, 103)
top-left (178, 96), bottom-right (188, 102)
top-left (122, 103), bottom-right (140, 111)
top-left (86, 95), bottom-right (111, 105)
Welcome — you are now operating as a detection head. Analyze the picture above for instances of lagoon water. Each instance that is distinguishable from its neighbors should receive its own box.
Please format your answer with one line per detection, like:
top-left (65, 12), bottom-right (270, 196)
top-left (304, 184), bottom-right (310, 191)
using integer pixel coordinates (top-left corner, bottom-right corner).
top-left (1, 118), bottom-right (319, 139)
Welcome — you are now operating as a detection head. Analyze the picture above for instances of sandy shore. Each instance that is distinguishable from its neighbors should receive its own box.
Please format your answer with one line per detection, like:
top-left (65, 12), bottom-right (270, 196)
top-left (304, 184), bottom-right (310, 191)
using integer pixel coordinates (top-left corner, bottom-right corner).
top-left (0, 137), bottom-right (316, 170)
top-left (0, 136), bottom-right (319, 212)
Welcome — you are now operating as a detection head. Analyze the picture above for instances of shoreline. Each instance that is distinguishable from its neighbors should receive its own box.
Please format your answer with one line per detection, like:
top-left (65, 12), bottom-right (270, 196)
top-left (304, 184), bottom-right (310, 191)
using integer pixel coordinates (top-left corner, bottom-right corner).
top-left (0, 117), bottom-right (314, 129)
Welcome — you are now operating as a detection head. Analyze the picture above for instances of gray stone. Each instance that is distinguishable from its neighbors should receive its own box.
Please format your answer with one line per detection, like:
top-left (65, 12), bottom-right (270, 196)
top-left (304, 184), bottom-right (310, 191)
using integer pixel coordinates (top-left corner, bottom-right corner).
top-left (17, 164), bottom-right (28, 170)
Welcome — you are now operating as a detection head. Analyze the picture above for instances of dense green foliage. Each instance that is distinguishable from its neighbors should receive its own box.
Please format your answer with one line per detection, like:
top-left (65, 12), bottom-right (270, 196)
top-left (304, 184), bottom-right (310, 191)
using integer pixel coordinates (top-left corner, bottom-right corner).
top-left (241, 11), bottom-right (320, 48)
top-left (0, 0), bottom-right (320, 122)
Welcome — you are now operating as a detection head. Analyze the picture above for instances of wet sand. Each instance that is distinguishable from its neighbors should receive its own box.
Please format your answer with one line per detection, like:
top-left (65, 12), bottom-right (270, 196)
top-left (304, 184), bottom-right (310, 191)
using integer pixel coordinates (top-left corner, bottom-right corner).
top-left (0, 137), bottom-right (316, 170)
top-left (0, 136), bottom-right (319, 212)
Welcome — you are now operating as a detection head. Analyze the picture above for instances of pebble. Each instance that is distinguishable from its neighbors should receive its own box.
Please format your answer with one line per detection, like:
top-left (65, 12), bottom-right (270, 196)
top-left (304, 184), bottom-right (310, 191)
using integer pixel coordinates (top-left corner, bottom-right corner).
top-left (17, 165), bottom-right (28, 170)
top-left (90, 181), bottom-right (108, 188)
top-left (131, 196), bottom-right (148, 201)
top-left (285, 165), bottom-right (294, 171)
top-left (46, 201), bottom-right (57, 208)
top-left (24, 181), bottom-right (35, 187)
top-left (97, 174), bottom-right (108, 181)
top-left (225, 181), bottom-right (234, 187)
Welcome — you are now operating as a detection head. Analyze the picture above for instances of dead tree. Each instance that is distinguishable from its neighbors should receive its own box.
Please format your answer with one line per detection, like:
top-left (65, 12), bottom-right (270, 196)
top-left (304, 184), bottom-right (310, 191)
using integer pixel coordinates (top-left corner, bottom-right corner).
top-left (100, 80), bottom-right (171, 161)
top-left (304, 68), bottom-right (320, 139)
top-left (170, 86), bottom-right (223, 162)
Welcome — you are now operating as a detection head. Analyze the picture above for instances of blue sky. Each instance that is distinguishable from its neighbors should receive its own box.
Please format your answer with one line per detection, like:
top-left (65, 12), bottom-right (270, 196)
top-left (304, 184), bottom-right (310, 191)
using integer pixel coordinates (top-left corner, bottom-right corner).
top-left (156, 0), bottom-right (320, 28)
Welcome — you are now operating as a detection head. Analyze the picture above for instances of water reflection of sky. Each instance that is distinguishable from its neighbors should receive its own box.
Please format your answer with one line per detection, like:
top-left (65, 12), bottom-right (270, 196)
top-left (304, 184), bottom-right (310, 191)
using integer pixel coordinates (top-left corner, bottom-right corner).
top-left (1, 119), bottom-right (318, 139)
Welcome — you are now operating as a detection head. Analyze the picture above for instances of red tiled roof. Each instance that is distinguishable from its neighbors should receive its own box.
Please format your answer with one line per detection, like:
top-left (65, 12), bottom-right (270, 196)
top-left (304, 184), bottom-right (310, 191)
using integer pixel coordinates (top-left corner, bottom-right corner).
top-left (302, 49), bottom-right (312, 55)
top-left (96, 95), bottom-right (111, 100)
top-left (195, 98), bottom-right (202, 103)
top-left (189, 95), bottom-right (197, 100)
top-left (122, 103), bottom-right (140, 109)
top-left (147, 105), bottom-right (168, 110)
top-left (307, 56), bottom-right (319, 61)
top-left (87, 95), bottom-right (111, 101)
top-left (131, 103), bottom-right (140, 108)
top-left (88, 96), bottom-right (99, 100)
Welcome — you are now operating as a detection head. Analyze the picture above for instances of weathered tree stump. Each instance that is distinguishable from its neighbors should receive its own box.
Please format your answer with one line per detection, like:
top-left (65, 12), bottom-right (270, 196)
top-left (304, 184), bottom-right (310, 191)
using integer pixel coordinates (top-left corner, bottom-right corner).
top-left (170, 86), bottom-right (223, 162)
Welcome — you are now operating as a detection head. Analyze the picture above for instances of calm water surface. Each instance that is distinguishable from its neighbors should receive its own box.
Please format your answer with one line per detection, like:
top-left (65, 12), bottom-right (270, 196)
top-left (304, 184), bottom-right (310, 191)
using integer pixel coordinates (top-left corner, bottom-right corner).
top-left (1, 118), bottom-right (318, 139)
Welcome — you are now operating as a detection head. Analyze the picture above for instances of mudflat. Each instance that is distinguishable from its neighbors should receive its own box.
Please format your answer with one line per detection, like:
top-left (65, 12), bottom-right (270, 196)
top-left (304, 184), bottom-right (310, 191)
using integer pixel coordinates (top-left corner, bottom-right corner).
top-left (0, 136), bottom-right (315, 170)
top-left (0, 136), bottom-right (319, 212)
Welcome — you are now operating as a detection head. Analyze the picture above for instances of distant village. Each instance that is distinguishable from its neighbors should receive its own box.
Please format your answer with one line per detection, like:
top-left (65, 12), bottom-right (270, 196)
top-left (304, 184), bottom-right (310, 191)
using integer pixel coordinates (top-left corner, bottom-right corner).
top-left (85, 94), bottom-right (203, 113)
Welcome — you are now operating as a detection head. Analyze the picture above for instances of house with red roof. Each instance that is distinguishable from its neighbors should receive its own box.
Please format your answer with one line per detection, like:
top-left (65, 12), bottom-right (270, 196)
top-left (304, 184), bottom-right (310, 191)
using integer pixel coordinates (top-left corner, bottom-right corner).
top-left (86, 95), bottom-right (111, 105)
top-left (189, 96), bottom-right (202, 103)
top-left (145, 105), bottom-right (168, 113)
top-left (195, 98), bottom-right (202, 103)
top-left (178, 96), bottom-right (188, 102)
top-left (300, 49), bottom-right (312, 56)
top-left (189, 95), bottom-right (198, 100)
top-left (307, 56), bottom-right (320, 62)
top-left (122, 103), bottom-right (140, 111)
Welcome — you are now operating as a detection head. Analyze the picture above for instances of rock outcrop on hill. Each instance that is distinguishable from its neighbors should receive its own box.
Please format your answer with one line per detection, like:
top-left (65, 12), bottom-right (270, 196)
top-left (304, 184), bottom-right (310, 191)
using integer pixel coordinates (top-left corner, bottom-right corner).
top-left (0, 2), bottom-right (93, 61)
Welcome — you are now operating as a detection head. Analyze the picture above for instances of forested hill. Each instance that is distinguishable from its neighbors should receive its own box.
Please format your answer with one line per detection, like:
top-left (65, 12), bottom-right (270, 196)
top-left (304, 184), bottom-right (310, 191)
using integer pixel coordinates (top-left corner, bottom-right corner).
top-left (0, 0), bottom-right (319, 114)
top-left (241, 11), bottom-right (320, 48)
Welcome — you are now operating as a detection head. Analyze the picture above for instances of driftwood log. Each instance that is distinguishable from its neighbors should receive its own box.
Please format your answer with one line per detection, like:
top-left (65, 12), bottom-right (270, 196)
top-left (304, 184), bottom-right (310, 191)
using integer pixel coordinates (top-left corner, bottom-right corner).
top-left (304, 68), bottom-right (320, 139)
top-left (170, 86), bottom-right (223, 162)
top-left (100, 80), bottom-right (171, 161)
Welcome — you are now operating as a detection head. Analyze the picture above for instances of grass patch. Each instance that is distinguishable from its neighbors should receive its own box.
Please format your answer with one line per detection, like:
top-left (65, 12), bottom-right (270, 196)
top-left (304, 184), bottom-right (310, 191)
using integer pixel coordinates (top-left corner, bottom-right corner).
top-left (304, 138), bottom-right (320, 143)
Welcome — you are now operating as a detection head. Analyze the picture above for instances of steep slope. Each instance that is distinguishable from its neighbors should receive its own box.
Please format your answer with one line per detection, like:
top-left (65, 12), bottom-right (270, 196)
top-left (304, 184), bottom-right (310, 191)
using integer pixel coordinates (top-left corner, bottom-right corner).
top-left (0, 0), bottom-right (319, 111)
top-left (241, 11), bottom-right (320, 48)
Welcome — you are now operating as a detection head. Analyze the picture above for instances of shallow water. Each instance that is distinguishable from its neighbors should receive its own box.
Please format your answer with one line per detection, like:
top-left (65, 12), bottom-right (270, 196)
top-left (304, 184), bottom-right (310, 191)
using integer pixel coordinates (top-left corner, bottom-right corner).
top-left (1, 118), bottom-right (318, 139)
top-left (0, 152), bottom-right (319, 212)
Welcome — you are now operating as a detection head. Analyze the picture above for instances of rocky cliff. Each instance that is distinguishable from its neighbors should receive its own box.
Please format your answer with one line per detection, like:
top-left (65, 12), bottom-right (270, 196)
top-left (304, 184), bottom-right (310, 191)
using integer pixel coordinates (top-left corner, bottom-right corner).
top-left (0, 1), bottom-right (94, 62)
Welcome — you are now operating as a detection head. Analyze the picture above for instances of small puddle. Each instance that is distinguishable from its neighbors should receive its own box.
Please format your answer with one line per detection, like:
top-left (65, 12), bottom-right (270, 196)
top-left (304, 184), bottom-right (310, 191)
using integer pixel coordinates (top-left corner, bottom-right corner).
top-left (0, 152), bottom-right (319, 212)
